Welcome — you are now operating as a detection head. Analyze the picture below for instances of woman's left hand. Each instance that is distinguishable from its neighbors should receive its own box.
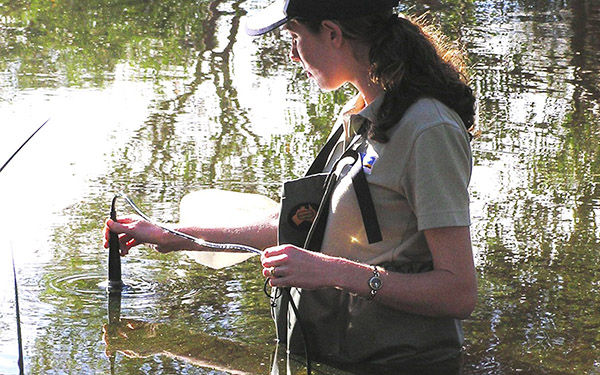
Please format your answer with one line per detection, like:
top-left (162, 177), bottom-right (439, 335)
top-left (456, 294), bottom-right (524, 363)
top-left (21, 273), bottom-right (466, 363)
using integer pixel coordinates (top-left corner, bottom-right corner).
top-left (261, 245), bottom-right (334, 289)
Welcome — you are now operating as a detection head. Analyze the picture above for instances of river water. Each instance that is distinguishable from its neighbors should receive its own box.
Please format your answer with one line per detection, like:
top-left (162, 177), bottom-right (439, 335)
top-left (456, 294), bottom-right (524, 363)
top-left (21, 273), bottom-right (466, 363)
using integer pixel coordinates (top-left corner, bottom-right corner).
top-left (0, 0), bottom-right (598, 374)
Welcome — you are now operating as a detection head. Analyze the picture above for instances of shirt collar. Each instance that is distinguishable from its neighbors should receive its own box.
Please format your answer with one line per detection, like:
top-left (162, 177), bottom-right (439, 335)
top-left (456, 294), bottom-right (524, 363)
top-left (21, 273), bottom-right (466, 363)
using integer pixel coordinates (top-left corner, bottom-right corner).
top-left (357, 92), bottom-right (385, 124)
top-left (342, 93), bottom-right (385, 139)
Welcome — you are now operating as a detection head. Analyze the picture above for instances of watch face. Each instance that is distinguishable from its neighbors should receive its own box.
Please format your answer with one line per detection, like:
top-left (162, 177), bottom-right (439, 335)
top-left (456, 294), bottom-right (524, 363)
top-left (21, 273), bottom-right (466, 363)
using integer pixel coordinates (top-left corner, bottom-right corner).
top-left (369, 276), bottom-right (382, 290)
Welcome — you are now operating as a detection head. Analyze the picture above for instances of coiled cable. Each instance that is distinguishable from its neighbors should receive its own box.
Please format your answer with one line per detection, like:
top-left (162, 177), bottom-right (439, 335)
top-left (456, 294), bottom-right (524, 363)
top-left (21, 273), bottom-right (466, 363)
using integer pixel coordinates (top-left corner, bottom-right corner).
top-left (114, 192), bottom-right (262, 255)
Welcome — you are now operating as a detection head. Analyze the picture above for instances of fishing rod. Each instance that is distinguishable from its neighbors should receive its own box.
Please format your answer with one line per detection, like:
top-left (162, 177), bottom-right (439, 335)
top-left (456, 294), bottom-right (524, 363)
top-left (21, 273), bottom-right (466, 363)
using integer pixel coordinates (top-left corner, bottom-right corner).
top-left (1, 119), bottom-right (51, 375)
top-left (0, 119), bottom-right (50, 174)
top-left (11, 248), bottom-right (24, 375)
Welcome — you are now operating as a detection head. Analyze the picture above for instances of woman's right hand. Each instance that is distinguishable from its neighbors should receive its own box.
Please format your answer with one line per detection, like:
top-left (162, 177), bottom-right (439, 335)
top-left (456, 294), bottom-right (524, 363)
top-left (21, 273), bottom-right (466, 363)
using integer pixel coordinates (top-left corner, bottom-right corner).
top-left (103, 216), bottom-right (176, 256)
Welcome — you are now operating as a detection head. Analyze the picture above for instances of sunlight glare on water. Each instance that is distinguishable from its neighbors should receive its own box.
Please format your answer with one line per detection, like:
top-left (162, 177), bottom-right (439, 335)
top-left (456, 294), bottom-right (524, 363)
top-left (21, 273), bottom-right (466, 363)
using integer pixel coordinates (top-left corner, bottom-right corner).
top-left (0, 0), bottom-right (599, 374)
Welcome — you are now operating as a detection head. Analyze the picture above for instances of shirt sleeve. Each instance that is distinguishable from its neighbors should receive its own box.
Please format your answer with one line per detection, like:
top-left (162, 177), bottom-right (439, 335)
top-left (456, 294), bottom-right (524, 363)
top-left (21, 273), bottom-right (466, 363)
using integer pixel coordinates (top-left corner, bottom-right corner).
top-left (401, 122), bottom-right (472, 231)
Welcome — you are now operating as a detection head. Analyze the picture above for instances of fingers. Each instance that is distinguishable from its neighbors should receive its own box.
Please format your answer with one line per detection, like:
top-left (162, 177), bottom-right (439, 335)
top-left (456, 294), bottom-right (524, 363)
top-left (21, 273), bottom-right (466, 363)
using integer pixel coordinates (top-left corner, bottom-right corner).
top-left (107, 219), bottom-right (132, 234)
top-left (262, 245), bottom-right (290, 258)
top-left (261, 245), bottom-right (293, 264)
top-left (102, 219), bottom-right (133, 255)
top-left (102, 216), bottom-right (149, 254)
top-left (261, 253), bottom-right (288, 268)
top-left (103, 219), bottom-right (112, 248)
top-left (261, 245), bottom-right (297, 286)
top-left (263, 265), bottom-right (291, 288)
top-left (262, 265), bottom-right (288, 278)
top-left (261, 245), bottom-right (297, 271)
top-left (103, 218), bottom-right (129, 248)
top-left (118, 234), bottom-right (140, 256)
top-left (116, 234), bottom-right (128, 255)
top-left (261, 244), bottom-right (328, 289)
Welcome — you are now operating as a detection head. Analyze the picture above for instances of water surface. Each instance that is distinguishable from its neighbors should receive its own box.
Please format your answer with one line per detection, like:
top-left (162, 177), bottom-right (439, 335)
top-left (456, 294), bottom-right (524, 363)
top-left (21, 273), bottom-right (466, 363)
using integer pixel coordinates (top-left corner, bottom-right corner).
top-left (0, 0), bottom-right (599, 374)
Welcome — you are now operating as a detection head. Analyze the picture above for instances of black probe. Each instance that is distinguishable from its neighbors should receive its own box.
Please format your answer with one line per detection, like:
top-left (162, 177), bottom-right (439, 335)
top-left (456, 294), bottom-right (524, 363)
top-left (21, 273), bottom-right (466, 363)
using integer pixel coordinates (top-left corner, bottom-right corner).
top-left (107, 196), bottom-right (123, 291)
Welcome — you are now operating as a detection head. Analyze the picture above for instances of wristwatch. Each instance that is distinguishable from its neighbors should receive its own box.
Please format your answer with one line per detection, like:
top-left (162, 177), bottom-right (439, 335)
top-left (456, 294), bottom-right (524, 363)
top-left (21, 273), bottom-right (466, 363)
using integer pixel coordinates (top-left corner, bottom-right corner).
top-left (367, 266), bottom-right (382, 300)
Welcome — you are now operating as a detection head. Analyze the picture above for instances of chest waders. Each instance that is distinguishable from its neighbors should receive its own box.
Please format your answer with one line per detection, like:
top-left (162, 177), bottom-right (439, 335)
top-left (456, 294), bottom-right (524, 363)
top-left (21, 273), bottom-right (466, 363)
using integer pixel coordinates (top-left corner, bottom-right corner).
top-left (273, 124), bottom-right (464, 368)
top-left (274, 124), bottom-right (383, 353)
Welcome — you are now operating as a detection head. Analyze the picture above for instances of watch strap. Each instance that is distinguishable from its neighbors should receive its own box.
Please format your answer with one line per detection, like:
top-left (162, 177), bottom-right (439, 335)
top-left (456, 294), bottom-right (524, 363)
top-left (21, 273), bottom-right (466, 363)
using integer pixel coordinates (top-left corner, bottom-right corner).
top-left (367, 265), bottom-right (382, 300)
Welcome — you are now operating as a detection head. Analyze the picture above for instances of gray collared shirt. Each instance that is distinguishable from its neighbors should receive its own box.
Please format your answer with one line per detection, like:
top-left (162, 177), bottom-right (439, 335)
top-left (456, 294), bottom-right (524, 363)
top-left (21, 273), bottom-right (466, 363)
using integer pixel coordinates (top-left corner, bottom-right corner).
top-left (320, 95), bottom-right (472, 266)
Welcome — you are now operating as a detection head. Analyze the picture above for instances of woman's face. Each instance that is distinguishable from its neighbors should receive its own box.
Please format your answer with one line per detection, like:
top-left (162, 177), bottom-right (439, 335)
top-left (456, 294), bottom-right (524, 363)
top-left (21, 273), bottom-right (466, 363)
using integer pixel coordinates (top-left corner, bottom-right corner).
top-left (283, 20), bottom-right (347, 90)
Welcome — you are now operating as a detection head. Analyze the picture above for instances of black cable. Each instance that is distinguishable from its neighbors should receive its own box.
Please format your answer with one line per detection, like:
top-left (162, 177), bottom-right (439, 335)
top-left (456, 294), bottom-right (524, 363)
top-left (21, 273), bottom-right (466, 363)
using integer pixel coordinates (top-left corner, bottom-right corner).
top-left (113, 193), bottom-right (262, 255)
top-left (284, 288), bottom-right (312, 375)
top-left (264, 281), bottom-right (312, 375)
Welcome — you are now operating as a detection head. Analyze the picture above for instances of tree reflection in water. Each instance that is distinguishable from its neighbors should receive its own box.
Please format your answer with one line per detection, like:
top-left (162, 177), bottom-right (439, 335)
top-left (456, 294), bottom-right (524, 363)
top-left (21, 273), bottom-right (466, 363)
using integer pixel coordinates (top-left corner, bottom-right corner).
top-left (0, 0), bottom-right (599, 374)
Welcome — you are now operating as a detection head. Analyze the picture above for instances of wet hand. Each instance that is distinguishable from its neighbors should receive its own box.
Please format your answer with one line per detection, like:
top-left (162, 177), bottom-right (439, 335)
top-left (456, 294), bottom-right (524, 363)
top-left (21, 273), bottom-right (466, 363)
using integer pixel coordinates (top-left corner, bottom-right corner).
top-left (261, 244), bottom-right (334, 289)
top-left (102, 216), bottom-right (173, 256)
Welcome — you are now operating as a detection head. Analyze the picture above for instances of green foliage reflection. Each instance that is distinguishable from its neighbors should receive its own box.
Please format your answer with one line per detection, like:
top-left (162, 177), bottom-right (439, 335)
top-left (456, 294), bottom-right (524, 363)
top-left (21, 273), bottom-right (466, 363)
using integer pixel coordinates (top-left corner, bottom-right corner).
top-left (1, 0), bottom-right (213, 87)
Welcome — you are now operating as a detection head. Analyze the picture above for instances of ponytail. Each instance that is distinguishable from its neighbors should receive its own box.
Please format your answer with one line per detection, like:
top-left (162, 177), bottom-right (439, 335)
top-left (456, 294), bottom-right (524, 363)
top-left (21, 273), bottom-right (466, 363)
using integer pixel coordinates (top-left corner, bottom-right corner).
top-left (298, 13), bottom-right (476, 143)
top-left (366, 15), bottom-right (475, 142)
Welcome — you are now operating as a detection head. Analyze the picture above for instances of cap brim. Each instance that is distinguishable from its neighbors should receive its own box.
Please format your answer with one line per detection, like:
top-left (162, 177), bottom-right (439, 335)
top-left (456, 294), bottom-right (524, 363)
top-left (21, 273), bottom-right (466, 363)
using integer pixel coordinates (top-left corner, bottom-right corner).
top-left (245, 1), bottom-right (289, 36)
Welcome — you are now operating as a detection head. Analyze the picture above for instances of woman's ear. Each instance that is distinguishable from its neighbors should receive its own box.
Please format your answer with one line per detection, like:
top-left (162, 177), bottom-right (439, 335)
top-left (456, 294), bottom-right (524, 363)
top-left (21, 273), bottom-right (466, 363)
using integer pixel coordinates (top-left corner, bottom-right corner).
top-left (320, 20), bottom-right (344, 48)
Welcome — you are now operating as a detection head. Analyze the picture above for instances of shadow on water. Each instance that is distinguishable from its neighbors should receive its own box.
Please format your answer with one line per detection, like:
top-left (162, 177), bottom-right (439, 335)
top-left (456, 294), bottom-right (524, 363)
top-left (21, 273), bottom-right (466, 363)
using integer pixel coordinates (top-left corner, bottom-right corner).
top-left (1, 0), bottom-right (599, 374)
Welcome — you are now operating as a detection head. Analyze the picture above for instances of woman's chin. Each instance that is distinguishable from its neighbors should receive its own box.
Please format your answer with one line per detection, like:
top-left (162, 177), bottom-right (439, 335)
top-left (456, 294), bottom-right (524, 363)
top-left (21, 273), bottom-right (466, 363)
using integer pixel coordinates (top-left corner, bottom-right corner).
top-left (316, 82), bottom-right (345, 92)
top-left (310, 77), bottom-right (342, 91)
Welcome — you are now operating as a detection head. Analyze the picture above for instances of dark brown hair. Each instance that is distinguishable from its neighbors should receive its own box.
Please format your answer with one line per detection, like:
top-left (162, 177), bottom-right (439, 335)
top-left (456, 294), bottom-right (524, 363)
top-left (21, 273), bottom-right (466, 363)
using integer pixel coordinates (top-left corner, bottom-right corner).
top-left (297, 12), bottom-right (476, 143)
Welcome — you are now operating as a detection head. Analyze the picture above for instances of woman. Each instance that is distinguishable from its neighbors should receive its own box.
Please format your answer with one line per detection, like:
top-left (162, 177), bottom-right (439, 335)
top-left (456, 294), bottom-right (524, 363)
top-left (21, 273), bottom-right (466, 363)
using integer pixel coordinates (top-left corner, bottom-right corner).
top-left (104, 0), bottom-right (477, 372)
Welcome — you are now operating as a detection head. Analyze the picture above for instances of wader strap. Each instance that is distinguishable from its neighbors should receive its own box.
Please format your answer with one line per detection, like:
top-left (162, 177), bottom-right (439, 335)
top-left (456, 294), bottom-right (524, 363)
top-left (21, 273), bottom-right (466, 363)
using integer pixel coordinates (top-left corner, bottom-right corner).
top-left (304, 172), bottom-right (338, 251)
top-left (349, 155), bottom-right (383, 244)
top-left (304, 147), bottom-right (383, 250)
top-left (305, 125), bottom-right (344, 176)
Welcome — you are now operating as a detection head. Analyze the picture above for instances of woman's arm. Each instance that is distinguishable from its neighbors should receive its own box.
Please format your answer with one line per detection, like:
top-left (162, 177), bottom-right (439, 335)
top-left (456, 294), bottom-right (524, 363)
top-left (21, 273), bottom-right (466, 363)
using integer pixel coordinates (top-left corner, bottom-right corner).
top-left (168, 211), bottom-right (280, 252)
top-left (104, 208), bottom-right (279, 256)
top-left (261, 225), bottom-right (477, 319)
